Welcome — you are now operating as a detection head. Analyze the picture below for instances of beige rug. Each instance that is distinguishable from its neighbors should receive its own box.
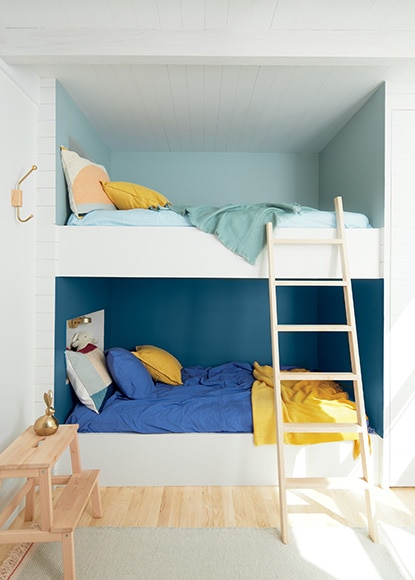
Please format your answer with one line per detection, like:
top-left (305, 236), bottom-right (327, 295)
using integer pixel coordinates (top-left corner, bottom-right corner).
top-left (1, 524), bottom-right (414, 580)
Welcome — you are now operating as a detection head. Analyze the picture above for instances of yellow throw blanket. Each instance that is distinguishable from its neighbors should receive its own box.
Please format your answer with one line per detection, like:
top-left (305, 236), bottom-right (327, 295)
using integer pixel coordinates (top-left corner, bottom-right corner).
top-left (251, 362), bottom-right (367, 458)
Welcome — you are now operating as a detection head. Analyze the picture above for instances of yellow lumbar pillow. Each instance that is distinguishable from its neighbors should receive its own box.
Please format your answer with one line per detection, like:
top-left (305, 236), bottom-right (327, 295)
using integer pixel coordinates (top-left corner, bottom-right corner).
top-left (100, 181), bottom-right (170, 210)
top-left (132, 345), bottom-right (183, 385)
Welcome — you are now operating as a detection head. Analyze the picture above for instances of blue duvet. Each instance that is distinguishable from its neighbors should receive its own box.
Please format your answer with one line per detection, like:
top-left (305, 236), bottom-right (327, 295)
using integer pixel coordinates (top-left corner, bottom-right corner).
top-left (66, 361), bottom-right (254, 434)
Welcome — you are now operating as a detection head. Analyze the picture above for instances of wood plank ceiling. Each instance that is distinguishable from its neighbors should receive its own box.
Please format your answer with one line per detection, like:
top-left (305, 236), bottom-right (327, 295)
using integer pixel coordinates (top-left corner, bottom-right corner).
top-left (1, 0), bottom-right (415, 152)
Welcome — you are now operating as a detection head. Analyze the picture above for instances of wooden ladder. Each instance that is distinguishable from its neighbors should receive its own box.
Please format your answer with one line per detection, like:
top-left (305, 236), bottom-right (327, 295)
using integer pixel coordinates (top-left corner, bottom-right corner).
top-left (266, 196), bottom-right (378, 544)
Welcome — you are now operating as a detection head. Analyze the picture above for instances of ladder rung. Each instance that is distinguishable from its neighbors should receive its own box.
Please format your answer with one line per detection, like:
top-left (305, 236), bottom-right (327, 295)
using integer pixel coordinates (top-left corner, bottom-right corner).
top-left (275, 280), bottom-right (347, 287)
top-left (278, 371), bottom-right (358, 381)
top-left (279, 371), bottom-right (357, 381)
top-left (282, 422), bottom-right (364, 434)
top-left (273, 238), bottom-right (342, 245)
top-left (275, 324), bottom-right (352, 332)
top-left (285, 477), bottom-right (371, 490)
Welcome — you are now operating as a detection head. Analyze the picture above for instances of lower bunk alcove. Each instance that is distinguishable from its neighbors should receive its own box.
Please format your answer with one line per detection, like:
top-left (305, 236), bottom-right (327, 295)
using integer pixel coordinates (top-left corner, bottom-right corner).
top-left (54, 276), bottom-right (384, 486)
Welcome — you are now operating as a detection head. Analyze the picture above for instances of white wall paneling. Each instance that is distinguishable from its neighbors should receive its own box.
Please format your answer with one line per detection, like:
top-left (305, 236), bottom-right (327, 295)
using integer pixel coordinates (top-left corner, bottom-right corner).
top-left (385, 97), bottom-right (415, 486)
top-left (0, 63), bottom-right (38, 522)
top-left (34, 77), bottom-right (57, 420)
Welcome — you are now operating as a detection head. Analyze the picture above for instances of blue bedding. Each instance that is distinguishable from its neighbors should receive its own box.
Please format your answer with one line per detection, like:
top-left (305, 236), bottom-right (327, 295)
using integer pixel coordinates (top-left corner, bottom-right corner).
top-left (65, 361), bottom-right (254, 434)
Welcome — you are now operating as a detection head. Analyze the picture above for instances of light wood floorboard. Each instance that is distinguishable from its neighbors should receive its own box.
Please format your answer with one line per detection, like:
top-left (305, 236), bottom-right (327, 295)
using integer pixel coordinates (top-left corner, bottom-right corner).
top-left (1, 486), bottom-right (414, 567)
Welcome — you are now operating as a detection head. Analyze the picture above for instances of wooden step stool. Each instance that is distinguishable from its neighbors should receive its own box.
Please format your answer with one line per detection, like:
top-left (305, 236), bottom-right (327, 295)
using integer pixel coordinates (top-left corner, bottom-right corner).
top-left (0, 424), bottom-right (102, 579)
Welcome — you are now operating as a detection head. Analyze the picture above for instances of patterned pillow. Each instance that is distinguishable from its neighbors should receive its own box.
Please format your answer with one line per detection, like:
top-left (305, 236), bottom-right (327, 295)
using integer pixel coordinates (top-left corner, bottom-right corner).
top-left (65, 345), bottom-right (113, 413)
top-left (61, 148), bottom-right (116, 216)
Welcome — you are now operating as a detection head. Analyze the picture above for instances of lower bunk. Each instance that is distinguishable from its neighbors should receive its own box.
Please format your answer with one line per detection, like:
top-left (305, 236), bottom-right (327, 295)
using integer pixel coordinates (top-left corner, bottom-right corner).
top-left (57, 346), bottom-right (382, 486)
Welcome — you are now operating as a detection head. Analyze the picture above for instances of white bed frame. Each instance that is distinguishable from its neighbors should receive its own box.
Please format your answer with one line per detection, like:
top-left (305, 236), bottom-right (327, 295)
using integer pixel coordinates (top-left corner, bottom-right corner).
top-left (55, 431), bottom-right (382, 486)
top-left (56, 225), bottom-right (383, 279)
top-left (55, 221), bottom-right (383, 487)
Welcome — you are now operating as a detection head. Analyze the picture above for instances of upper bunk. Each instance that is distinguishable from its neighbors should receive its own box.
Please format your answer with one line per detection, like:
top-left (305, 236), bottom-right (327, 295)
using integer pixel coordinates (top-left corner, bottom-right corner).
top-left (56, 218), bottom-right (382, 279)
top-left (55, 145), bottom-right (383, 279)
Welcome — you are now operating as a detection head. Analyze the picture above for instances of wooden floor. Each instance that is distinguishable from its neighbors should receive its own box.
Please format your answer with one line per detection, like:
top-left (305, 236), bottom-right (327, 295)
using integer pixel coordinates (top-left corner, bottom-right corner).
top-left (1, 485), bottom-right (414, 566)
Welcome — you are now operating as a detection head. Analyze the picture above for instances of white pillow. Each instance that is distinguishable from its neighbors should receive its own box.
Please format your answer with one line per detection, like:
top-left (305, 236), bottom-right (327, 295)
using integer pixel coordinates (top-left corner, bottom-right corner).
top-left (65, 347), bottom-right (112, 413)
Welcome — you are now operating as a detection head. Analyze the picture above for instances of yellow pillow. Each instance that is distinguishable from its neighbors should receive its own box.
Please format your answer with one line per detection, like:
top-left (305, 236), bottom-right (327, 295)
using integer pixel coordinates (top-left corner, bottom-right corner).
top-left (132, 345), bottom-right (183, 385)
top-left (100, 181), bottom-right (170, 210)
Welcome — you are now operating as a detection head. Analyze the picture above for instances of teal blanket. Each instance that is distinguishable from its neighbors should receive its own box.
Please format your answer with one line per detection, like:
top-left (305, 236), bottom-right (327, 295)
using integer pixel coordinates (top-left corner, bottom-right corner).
top-left (170, 202), bottom-right (306, 265)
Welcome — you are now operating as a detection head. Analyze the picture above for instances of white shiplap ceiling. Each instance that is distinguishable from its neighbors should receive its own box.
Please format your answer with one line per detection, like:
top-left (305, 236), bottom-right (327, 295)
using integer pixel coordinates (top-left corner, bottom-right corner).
top-left (2, 0), bottom-right (415, 152)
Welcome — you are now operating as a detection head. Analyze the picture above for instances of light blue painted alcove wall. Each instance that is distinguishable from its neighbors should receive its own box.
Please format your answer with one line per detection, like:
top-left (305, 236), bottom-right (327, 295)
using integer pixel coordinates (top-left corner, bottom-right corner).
top-left (319, 83), bottom-right (385, 227)
top-left (110, 151), bottom-right (319, 207)
top-left (55, 83), bottom-right (319, 222)
top-left (55, 81), bottom-right (385, 225)
top-left (55, 82), bottom-right (111, 225)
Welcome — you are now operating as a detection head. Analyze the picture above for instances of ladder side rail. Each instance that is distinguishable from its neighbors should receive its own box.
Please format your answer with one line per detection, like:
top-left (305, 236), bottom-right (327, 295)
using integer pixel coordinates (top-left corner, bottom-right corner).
top-left (266, 222), bottom-right (289, 544)
top-left (334, 197), bottom-right (367, 426)
top-left (334, 197), bottom-right (378, 542)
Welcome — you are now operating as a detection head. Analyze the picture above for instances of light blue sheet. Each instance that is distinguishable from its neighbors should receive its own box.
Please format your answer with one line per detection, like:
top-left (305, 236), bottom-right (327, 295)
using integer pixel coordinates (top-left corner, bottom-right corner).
top-left (67, 207), bottom-right (193, 227)
top-left (67, 205), bottom-right (370, 230)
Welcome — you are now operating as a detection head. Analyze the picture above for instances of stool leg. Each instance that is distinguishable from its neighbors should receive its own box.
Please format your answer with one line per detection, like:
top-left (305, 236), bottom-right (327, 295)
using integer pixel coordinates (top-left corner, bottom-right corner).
top-left (91, 481), bottom-right (103, 518)
top-left (24, 479), bottom-right (35, 522)
top-left (62, 531), bottom-right (76, 580)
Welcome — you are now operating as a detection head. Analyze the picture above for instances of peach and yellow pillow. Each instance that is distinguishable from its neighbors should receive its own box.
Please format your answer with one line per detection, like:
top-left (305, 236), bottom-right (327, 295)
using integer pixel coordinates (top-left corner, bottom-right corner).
top-left (61, 148), bottom-right (115, 216)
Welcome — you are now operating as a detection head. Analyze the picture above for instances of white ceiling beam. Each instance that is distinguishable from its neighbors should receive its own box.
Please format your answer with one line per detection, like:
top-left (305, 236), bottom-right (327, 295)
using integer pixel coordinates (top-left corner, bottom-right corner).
top-left (2, 29), bottom-right (415, 65)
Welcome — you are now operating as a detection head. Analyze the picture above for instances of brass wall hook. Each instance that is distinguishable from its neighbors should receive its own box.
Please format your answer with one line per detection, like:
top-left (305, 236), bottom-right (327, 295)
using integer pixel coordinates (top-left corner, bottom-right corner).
top-left (11, 164), bottom-right (37, 223)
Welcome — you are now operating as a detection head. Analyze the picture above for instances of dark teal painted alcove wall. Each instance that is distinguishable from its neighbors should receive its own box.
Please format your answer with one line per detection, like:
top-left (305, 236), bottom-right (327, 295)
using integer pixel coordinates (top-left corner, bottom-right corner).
top-left (54, 277), bottom-right (112, 423)
top-left (317, 280), bottom-right (384, 436)
top-left (107, 278), bottom-right (319, 368)
top-left (55, 277), bottom-right (383, 435)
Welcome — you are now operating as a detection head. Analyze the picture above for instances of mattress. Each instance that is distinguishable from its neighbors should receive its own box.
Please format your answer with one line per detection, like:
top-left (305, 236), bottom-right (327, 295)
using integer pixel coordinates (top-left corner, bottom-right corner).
top-left (58, 203), bottom-right (381, 279)
top-left (66, 205), bottom-right (371, 229)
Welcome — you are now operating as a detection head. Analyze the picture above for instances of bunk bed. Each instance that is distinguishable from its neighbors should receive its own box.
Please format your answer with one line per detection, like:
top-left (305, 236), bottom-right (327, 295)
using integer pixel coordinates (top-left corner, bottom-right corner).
top-left (53, 148), bottom-right (383, 486)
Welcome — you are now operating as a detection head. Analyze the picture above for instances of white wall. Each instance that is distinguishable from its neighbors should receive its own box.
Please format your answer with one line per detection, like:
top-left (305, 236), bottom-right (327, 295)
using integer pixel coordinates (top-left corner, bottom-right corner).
top-left (384, 84), bottom-right (415, 486)
top-left (34, 78), bottom-right (58, 425)
top-left (0, 62), bottom-right (38, 515)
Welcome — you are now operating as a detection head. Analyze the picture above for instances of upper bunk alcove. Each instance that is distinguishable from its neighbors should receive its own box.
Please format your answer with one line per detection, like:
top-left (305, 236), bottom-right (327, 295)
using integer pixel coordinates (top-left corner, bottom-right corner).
top-left (49, 77), bottom-right (384, 279)
top-left (52, 76), bottom-right (386, 230)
